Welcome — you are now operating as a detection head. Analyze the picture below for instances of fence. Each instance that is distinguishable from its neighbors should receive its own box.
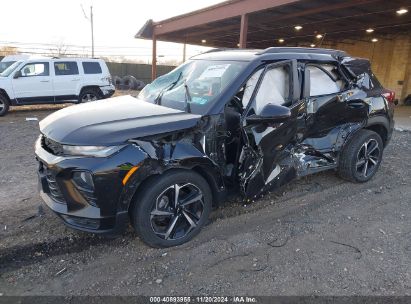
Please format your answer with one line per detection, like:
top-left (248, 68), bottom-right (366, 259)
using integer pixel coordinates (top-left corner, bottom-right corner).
top-left (106, 62), bottom-right (176, 84)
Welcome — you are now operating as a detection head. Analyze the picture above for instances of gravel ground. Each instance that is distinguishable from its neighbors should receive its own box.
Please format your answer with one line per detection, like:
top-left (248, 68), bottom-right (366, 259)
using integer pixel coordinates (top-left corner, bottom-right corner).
top-left (395, 105), bottom-right (411, 131)
top-left (0, 104), bottom-right (410, 296)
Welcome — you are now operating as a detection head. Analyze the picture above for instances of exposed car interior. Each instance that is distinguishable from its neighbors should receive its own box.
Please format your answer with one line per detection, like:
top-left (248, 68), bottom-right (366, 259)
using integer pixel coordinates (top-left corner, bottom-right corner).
top-left (223, 62), bottom-right (293, 181)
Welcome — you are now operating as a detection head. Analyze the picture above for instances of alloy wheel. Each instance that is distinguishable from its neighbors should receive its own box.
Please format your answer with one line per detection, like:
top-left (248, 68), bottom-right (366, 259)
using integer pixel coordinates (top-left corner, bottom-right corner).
top-left (82, 93), bottom-right (97, 102)
top-left (150, 183), bottom-right (204, 240)
top-left (0, 100), bottom-right (4, 111)
top-left (356, 138), bottom-right (380, 178)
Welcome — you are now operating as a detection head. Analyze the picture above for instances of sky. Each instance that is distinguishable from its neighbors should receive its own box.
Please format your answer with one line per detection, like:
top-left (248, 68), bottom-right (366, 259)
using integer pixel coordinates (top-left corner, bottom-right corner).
top-left (0, 0), bottom-right (225, 63)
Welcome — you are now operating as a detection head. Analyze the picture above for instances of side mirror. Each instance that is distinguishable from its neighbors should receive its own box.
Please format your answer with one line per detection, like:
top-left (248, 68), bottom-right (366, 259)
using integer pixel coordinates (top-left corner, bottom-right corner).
top-left (246, 103), bottom-right (291, 125)
top-left (13, 71), bottom-right (22, 79)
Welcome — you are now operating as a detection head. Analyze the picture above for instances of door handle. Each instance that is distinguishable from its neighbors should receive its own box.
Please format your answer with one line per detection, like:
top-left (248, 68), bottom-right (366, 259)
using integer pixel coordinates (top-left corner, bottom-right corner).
top-left (72, 78), bottom-right (80, 81)
top-left (40, 80), bottom-right (49, 83)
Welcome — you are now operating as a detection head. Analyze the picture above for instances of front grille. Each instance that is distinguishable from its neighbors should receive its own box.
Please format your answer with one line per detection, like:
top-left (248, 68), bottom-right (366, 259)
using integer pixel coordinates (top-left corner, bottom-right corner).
top-left (42, 135), bottom-right (64, 156)
top-left (60, 215), bottom-right (100, 230)
top-left (45, 170), bottom-right (66, 204)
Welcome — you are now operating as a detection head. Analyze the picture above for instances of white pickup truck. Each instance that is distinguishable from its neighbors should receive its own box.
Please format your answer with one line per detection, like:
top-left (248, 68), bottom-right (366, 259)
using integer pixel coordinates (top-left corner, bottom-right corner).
top-left (0, 57), bottom-right (115, 116)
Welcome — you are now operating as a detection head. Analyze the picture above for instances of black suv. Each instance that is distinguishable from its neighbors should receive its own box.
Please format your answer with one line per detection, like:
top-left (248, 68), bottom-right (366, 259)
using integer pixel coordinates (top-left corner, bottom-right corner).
top-left (36, 47), bottom-right (394, 247)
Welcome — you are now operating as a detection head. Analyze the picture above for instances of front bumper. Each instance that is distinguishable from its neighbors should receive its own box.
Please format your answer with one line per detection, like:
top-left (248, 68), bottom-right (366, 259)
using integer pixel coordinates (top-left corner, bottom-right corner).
top-left (35, 137), bottom-right (147, 234)
top-left (40, 190), bottom-right (128, 233)
top-left (100, 85), bottom-right (115, 99)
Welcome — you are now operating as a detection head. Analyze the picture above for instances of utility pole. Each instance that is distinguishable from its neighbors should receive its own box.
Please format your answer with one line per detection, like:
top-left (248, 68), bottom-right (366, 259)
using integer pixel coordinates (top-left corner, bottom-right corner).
top-left (183, 36), bottom-right (187, 63)
top-left (90, 6), bottom-right (94, 57)
top-left (81, 4), bottom-right (95, 57)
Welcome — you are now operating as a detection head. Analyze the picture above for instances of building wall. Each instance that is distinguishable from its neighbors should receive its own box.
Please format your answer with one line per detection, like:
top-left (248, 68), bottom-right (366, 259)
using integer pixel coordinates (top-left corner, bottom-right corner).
top-left (325, 35), bottom-right (411, 103)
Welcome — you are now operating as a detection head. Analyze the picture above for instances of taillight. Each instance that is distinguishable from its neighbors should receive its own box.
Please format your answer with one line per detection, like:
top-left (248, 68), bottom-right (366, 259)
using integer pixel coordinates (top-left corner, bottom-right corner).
top-left (101, 76), bottom-right (112, 85)
top-left (382, 90), bottom-right (395, 103)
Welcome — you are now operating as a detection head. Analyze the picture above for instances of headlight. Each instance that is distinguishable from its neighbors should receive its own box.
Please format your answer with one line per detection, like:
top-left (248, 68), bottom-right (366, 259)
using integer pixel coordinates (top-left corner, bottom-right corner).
top-left (61, 145), bottom-right (124, 157)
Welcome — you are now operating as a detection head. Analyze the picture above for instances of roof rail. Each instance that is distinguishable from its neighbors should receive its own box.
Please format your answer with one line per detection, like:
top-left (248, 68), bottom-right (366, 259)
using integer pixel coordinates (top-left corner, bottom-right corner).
top-left (258, 47), bottom-right (348, 58)
top-left (202, 48), bottom-right (234, 54)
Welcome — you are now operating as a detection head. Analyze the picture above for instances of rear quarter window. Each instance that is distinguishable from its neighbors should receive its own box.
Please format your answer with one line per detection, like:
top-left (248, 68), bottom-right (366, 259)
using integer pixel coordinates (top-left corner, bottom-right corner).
top-left (82, 62), bottom-right (102, 74)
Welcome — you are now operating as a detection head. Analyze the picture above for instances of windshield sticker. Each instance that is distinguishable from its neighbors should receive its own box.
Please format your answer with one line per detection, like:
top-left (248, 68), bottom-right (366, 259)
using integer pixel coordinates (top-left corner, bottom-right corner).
top-left (199, 64), bottom-right (230, 79)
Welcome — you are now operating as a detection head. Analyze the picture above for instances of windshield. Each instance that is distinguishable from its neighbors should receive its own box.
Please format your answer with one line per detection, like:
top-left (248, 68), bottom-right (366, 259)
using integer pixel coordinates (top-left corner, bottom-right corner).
top-left (138, 59), bottom-right (247, 115)
top-left (0, 61), bottom-right (22, 77)
top-left (0, 61), bottom-right (16, 73)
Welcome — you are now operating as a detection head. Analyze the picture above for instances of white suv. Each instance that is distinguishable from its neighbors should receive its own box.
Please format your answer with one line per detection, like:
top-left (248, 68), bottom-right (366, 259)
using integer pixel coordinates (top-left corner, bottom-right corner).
top-left (0, 55), bottom-right (32, 73)
top-left (0, 57), bottom-right (115, 116)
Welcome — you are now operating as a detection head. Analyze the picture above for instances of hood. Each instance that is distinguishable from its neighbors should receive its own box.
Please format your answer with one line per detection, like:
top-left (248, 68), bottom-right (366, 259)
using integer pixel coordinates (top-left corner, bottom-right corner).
top-left (40, 95), bottom-right (202, 145)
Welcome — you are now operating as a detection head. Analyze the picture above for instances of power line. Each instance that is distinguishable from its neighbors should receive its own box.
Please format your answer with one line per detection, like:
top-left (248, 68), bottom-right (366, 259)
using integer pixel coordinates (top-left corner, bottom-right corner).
top-left (0, 40), bottom-right (187, 50)
top-left (0, 46), bottom-right (184, 56)
top-left (0, 50), bottom-right (183, 57)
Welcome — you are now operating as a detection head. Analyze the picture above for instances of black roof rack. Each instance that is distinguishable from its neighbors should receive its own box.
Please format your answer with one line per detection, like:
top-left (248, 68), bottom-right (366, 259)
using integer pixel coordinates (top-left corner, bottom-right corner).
top-left (202, 48), bottom-right (235, 54)
top-left (258, 47), bottom-right (348, 58)
top-left (202, 48), bottom-right (262, 54)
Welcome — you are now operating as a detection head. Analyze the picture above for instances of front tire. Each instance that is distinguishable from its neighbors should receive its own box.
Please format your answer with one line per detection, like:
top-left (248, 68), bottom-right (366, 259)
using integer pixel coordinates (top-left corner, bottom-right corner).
top-left (131, 170), bottom-right (212, 248)
top-left (0, 94), bottom-right (10, 116)
top-left (338, 129), bottom-right (383, 182)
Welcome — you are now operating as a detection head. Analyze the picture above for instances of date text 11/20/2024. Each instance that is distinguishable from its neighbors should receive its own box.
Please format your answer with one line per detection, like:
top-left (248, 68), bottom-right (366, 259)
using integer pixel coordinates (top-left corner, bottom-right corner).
top-left (149, 296), bottom-right (257, 303)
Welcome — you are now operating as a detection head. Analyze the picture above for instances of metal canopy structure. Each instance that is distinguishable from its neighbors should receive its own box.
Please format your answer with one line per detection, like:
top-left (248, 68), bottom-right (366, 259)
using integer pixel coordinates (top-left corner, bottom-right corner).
top-left (136, 0), bottom-right (411, 79)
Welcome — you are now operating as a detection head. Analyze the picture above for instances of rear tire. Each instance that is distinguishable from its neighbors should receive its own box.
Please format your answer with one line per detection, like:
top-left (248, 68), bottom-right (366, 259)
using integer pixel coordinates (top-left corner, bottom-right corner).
top-left (131, 170), bottom-right (212, 248)
top-left (78, 88), bottom-right (101, 103)
top-left (0, 94), bottom-right (10, 116)
top-left (338, 129), bottom-right (383, 183)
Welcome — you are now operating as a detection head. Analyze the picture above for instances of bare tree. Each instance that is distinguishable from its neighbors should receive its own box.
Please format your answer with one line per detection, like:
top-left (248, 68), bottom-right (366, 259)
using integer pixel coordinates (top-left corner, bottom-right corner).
top-left (49, 39), bottom-right (69, 57)
top-left (0, 46), bottom-right (19, 57)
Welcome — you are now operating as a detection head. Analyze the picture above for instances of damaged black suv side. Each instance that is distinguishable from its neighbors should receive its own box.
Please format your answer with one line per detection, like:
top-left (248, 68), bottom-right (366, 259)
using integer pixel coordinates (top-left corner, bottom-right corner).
top-left (35, 47), bottom-right (394, 247)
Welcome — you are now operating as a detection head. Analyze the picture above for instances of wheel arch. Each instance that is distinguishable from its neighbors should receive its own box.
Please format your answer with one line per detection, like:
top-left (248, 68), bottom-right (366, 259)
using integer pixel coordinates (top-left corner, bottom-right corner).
top-left (191, 164), bottom-right (226, 206)
top-left (0, 89), bottom-right (11, 102)
top-left (364, 123), bottom-right (388, 147)
top-left (79, 85), bottom-right (102, 97)
top-left (126, 161), bottom-right (226, 218)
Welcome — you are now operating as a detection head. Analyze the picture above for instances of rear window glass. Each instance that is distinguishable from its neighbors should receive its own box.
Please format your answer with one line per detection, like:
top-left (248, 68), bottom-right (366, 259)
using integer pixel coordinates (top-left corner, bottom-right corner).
top-left (82, 62), bottom-right (102, 74)
top-left (54, 62), bottom-right (79, 76)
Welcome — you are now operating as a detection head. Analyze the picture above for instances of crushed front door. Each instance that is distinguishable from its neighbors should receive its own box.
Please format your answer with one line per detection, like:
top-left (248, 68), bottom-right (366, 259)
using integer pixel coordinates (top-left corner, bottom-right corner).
top-left (238, 59), bottom-right (304, 198)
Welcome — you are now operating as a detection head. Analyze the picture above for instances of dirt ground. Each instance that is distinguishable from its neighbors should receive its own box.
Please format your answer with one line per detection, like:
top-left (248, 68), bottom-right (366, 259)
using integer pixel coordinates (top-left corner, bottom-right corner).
top-left (1, 103), bottom-right (411, 296)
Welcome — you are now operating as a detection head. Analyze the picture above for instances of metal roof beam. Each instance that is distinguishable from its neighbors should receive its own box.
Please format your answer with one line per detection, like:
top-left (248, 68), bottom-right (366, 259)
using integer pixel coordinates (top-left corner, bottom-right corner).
top-left (153, 0), bottom-right (301, 36)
